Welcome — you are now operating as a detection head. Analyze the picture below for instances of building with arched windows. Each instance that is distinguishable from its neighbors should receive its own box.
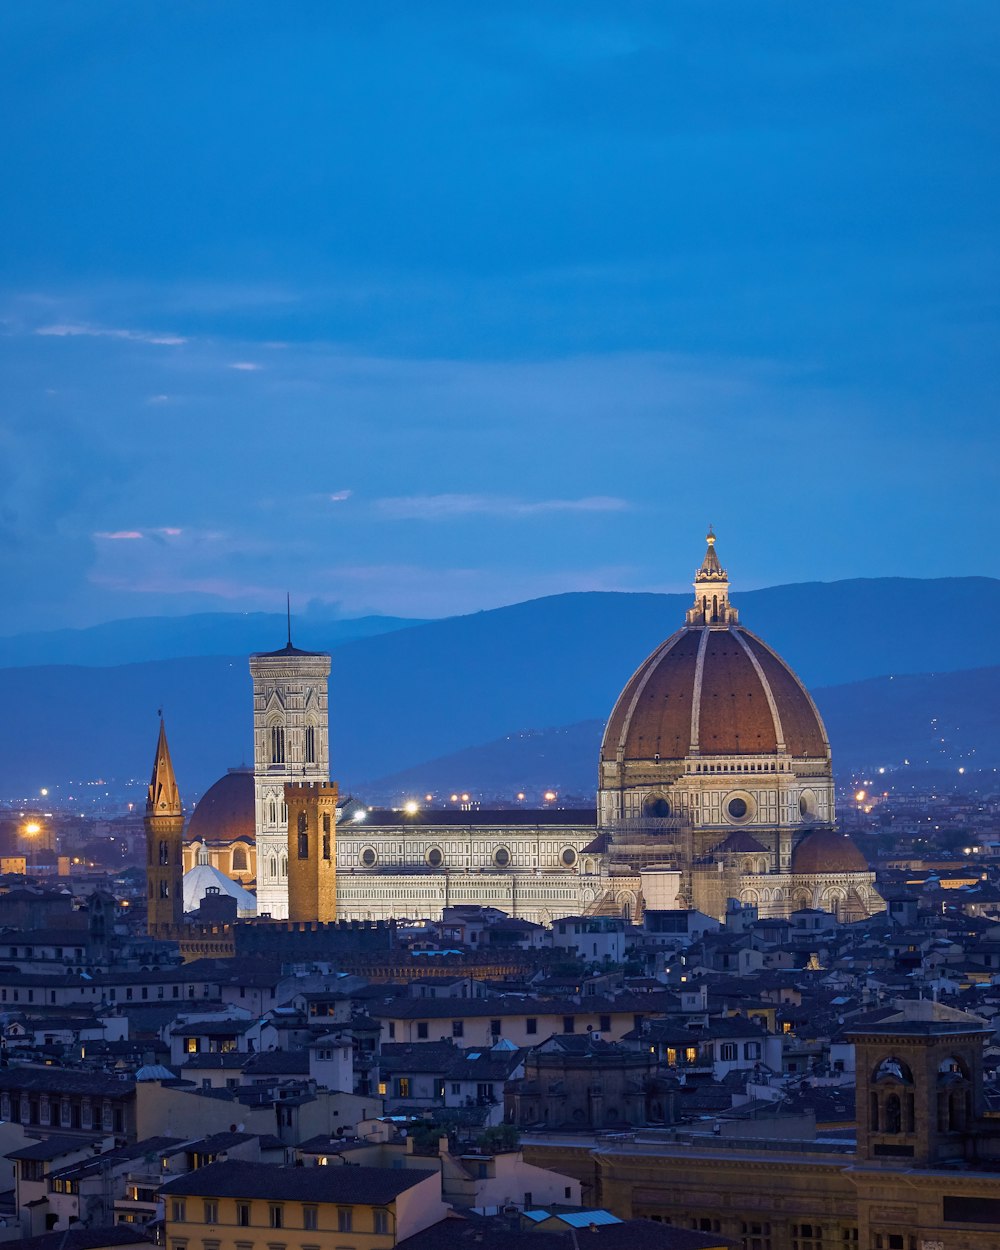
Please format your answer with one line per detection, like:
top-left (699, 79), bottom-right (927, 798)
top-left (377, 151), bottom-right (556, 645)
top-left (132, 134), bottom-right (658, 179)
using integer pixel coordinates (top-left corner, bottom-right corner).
top-left (249, 637), bottom-right (331, 920)
top-left (238, 533), bottom-right (881, 926)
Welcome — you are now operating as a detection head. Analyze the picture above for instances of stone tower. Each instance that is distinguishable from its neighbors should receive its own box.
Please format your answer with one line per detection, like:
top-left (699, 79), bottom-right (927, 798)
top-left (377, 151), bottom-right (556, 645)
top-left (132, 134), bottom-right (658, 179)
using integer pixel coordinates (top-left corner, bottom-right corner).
top-left (145, 717), bottom-right (184, 937)
top-left (285, 781), bottom-right (338, 923)
top-left (847, 999), bottom-right (990, 1167)
top-left (250, 616), bottom-right (331, 920)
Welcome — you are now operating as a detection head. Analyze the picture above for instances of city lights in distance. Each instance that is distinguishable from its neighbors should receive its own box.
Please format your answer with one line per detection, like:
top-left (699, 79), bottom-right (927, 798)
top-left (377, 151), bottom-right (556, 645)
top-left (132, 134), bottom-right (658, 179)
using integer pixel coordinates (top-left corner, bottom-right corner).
top-left (352, 808), bottom-right (367, 822)
top-left (22, 822), bottom-right (41, 836)
top-left (854, 790), bottom-right (866, 803)
top-left (543, 790), bottom-right (557, 802)
top-left (403, 800), bottom-right (419, 815)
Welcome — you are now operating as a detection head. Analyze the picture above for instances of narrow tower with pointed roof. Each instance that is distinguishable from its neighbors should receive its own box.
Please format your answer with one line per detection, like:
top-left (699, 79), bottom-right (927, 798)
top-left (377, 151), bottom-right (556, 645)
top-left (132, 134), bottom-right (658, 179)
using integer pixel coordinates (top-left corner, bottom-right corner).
top-left (145, 716), bottom-right (185, 936)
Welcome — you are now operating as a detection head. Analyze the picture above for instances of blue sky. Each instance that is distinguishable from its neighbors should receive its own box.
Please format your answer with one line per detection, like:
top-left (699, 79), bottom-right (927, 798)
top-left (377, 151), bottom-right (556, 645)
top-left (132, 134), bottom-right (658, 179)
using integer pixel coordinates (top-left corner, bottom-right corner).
top-left (1, 2), bottom-right (998, 631)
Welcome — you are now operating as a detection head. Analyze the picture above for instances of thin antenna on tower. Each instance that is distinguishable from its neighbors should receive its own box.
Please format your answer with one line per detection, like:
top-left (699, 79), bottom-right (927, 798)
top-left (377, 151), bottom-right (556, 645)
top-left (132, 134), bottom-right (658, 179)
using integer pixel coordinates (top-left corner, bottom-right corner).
top-left (286, 592), bottom-right (292, 647)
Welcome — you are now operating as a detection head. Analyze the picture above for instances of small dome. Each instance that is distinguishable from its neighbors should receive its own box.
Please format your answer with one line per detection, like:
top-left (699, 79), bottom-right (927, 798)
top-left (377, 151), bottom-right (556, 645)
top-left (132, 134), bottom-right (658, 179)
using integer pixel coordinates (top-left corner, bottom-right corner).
top-left (187, 768), bottom-right (255, 844)
top-left (136, 1063), bottom-right (176, 1082)
top-left (183, 864), bottom-right (257, 917)
top-left (791, 828), bottom-right (868, 875)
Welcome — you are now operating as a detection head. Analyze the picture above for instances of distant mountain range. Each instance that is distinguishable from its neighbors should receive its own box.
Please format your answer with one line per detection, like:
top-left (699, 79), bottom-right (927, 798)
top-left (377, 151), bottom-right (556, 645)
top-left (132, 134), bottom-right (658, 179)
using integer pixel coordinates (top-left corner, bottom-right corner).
top-left (0, 610), bottom-right (421, 667)
top-left (362, 665), bottom-right (1000, 801)
top-left (1, 577), bottom-right (998, 801)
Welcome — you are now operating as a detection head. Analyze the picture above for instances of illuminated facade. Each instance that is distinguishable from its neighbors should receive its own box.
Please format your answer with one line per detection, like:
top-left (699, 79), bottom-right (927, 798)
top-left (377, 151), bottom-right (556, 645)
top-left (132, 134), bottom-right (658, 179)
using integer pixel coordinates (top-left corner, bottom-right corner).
top-left (250, 637), bottom-right (331, 920)
top-left (237, 534), bottom-right (879, 925)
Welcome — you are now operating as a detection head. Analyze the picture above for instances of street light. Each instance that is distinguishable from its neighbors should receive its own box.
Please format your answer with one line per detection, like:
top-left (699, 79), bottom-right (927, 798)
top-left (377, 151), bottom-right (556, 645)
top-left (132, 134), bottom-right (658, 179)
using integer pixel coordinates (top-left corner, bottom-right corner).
top-left (21, 821), bottom-right (42, 875)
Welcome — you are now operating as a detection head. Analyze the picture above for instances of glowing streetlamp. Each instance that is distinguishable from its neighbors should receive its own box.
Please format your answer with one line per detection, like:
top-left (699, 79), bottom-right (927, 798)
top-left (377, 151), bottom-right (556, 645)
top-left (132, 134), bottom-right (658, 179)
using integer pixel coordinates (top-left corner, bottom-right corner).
top-left (21, 821), bottom-right (42, 875)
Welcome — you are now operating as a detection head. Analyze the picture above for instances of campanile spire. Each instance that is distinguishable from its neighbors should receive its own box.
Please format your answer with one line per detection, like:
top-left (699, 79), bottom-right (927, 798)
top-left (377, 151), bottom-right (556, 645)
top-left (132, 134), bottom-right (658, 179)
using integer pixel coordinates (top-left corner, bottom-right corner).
top-left (144, 716), bottom-right (184, 936)
top-left (147, 715), bottom-right (181, 817)
top-left (686, 528), bottom-right (740, 626)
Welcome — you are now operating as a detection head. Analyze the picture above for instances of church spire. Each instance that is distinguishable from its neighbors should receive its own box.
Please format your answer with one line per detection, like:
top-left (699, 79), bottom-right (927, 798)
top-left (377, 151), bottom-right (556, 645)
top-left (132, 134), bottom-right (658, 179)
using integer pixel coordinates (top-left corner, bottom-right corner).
top-left (686, 528), bottom-right (740, 627)
top-left (146, 715), bottom-right (182, 817)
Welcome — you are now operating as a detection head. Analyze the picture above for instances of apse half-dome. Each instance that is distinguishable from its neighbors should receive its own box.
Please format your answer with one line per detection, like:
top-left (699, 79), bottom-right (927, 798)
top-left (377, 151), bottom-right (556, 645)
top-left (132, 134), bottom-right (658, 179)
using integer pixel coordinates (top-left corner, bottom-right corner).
top-left (791, 828), bottom-right (869, 875)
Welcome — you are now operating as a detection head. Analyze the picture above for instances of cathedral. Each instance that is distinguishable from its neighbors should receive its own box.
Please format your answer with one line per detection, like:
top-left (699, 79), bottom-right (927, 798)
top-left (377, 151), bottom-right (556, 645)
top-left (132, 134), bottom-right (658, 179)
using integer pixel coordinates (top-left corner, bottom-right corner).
top-left (172, 533), bottom-right (882, 928)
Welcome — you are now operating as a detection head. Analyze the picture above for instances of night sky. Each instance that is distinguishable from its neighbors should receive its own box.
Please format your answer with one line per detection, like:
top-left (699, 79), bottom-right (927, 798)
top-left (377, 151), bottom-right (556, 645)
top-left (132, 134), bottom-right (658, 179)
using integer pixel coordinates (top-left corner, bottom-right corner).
top-left (2, 3), bottom-right (998, 633)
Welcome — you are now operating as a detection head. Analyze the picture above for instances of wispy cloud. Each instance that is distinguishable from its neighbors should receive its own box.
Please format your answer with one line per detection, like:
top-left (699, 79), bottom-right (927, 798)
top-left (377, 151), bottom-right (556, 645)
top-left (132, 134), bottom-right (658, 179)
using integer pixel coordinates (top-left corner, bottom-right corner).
top-left (35, 322), bottom-right (186, 346)
top-left (328, 490), bottom-right (352, 502)
top-left (228, 361), bottom-right (262, 371)
top-left (373, 493), bottom-right (631, 521)
top-left (93, 526), bottom-right (183, 542)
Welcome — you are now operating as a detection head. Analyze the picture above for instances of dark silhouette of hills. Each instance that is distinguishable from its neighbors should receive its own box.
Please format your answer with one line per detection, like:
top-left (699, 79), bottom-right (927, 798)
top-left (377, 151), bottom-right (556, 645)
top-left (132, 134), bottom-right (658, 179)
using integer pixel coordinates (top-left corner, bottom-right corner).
top-left (1, 577), bottom-right (997, 799)
top-left (0, 610), bottom-right (422, 667)
top-left (361, 665), bottom-right (1000, 800)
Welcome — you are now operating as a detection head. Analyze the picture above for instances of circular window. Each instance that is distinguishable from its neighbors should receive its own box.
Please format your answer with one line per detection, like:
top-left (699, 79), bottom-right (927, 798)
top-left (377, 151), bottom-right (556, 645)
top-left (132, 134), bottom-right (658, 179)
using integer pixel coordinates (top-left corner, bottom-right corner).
top-left (561, 847), bottom-right (578, 867)
top-left (643, 796), bottom-right (671, 818)
top-left (425, 847), bottom-right (443, 868)
top-left (799, 791), bottom-right (816, 818)
top-left (360, 847), bottom-right (377, 868)
top-left (724, 794), bottom-right (755, 823)
top-left (493, 846), bottom-right (511, 867)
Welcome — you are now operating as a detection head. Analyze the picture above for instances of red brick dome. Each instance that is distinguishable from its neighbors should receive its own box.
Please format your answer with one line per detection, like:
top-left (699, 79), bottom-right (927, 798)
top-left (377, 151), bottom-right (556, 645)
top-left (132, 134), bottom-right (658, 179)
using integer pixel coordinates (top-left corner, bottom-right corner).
top-left (791, 828), bottom-right (868, 874)
top-left (187, 768), bottom-right (255, 844)
top-left (600, 624), bottom-right (829, 764)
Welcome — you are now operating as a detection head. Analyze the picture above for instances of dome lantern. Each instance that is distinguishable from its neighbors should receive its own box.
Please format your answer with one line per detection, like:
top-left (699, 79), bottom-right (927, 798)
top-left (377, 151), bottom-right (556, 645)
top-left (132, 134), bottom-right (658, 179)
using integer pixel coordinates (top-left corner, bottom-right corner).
top-left (686, 527), bottom-right (740, 627)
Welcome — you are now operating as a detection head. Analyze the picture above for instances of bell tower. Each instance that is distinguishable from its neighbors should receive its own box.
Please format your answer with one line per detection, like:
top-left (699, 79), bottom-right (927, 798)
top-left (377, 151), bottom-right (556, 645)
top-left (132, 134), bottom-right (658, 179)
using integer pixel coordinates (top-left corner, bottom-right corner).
top-left (285, 781), bottom-right (338, 923)
top-left (847, 999), bottom-right (989, 1166)
top-left (250, 607), bottom-right (331, 920)
top-left (145, 717), bottom-right (184, 937)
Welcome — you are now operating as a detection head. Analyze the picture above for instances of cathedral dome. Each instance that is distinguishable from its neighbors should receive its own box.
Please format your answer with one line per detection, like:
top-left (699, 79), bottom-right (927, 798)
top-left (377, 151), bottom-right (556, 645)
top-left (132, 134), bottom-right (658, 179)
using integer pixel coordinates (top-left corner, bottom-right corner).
top-left (600, 532), bottom-right (828, 766)
top-left (187, 768), bottom-right (255, 844)
top-left (600, 623), bottom-right (829, 764)
top-left (791, 828), bottom-right (869, 875)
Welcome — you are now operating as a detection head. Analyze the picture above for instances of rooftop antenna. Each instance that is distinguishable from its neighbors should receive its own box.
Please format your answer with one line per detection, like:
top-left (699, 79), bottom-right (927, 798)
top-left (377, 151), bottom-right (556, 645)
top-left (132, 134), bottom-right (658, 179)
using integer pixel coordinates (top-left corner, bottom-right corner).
top-left (286, 592), bottom-right (292, 648)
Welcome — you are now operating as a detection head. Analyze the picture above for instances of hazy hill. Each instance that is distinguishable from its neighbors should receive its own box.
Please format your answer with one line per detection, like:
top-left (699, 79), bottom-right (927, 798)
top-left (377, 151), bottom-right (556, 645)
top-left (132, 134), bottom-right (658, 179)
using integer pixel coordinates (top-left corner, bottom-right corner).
top-left (361, 666), bottom-right (1000, 801)
top-left (1, 577), bottom-right (998, 799)
top-left (0, 611), bottom-right (422, 668)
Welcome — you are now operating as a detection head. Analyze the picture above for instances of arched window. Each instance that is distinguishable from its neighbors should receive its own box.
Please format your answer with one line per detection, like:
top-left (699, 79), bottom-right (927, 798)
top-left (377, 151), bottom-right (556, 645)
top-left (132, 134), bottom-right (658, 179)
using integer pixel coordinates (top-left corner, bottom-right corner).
top-left (270, 724), bottom-right (285, 765)
top-left (884, 1094), bottom-right (901, 1134)
top-left (231, 847), bottom-right (248, 872)
top-left (269, 857), bottom-right (277, 880)
top-left (268, 800), bottom-right (277, 825)
top-left (280, 856), bottom-right (287, 878)
top-left (305, 725), bottom-right (316, 765)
